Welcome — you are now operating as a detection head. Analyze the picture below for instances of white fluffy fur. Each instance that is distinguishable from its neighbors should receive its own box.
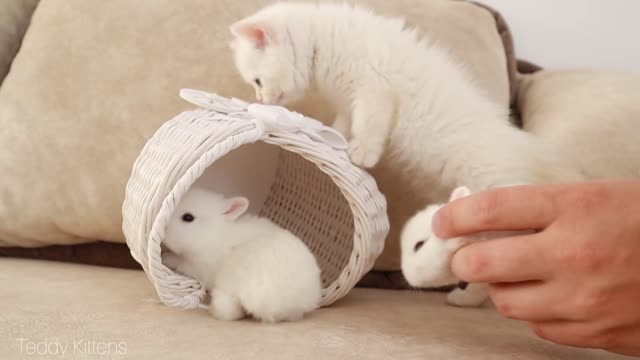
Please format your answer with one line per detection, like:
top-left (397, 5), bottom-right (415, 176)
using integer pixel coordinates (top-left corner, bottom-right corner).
top-left (162, 187), bottom-right (322, 323)
top-left (401, 186), bottom-right (533, 307)
top-left (229, 3), bottom-right (582, 200)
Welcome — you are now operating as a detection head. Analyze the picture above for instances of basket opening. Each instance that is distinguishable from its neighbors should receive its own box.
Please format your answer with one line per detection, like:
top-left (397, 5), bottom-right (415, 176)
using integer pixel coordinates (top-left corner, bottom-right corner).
top-left (194, 142), bottom-right (355, 289)
top-left (259, 149), bottom-right (355, 288)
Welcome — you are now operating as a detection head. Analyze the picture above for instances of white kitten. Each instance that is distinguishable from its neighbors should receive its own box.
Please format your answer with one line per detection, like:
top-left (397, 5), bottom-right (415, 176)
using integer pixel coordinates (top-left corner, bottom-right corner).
top-left (229, 3), bottom-right (582, 198)
top-left (401, 186), bottom-right (533, 307)
top-left (162, 187), bottom-right (322, 322)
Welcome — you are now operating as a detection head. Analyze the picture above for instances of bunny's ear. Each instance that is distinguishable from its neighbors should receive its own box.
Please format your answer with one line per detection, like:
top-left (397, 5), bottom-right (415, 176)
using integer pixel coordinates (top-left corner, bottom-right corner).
top-left (224, 197), bottom-right (250, 221)
top-left (229, 18), bottom-right (275, 48)
top-left (449, 186), bottom-right (471, 202)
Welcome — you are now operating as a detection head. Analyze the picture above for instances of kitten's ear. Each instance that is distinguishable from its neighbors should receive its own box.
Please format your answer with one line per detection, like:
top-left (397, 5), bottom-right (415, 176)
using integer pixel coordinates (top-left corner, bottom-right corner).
top-left (449, 186), bottom-right (471, 202)
top-left (229, 18), bottom-right (275, 48)
top-left (223, 197), bottom-right (250, 221)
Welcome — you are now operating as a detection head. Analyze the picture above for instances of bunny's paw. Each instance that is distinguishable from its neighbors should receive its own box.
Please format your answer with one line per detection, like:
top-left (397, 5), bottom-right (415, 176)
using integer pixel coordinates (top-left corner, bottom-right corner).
top-left (210, 290), bottom-right (245, 321)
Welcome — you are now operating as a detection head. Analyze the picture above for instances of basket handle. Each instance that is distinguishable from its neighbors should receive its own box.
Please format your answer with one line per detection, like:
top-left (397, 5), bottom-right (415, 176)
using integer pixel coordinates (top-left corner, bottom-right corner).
top-left (179, 88), bottom-right (249, 113)
top-left (179, 88), bottom-right (348, 151)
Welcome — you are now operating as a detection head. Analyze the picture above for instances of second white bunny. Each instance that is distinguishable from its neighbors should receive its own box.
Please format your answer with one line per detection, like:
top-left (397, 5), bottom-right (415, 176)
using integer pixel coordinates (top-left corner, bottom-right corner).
top-left (401, 186), bottom-right (532, 307)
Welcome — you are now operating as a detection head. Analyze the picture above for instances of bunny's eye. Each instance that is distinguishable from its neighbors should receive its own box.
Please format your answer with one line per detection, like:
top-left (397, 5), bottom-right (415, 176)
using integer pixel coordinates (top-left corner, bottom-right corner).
top-left (413, 240), bottom-right (425, 252)
top-left (181, 213), bottom-right (195, 223)
top-left (254, 78), bottom-right (262, 87)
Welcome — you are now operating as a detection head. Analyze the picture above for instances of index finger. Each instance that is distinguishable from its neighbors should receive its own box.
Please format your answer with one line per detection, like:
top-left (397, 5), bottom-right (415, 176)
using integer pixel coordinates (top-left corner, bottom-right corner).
top-left (433, 185), bottom-right (558, 239)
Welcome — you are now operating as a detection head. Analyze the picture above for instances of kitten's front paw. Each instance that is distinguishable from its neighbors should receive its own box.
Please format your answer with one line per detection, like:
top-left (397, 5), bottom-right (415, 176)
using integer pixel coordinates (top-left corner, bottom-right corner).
top-left (446, 287), bottom-right (489, 308)
top-left (348, 138), bottom-right (383, 168)
top-left (210, 291), bottom-right (245, 321)
top-left (332, 114), bottom-right (351, 137)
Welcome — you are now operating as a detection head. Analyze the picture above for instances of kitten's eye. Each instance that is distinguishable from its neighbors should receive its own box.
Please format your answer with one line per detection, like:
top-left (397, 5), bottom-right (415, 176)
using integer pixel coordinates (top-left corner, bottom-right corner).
top-left (254, 78), bottom-right (262, 87)
top-left (414, 240), bottom-right (425, 252)
top-left (181, 213), bottom-right (195, 223)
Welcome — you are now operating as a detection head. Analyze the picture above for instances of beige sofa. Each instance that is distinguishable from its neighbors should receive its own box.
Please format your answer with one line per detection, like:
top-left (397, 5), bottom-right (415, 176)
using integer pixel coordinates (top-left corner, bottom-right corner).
top-left (2, 258), bottom-right (628, 360)
top-left (1, 0), bottom-right (637, 359)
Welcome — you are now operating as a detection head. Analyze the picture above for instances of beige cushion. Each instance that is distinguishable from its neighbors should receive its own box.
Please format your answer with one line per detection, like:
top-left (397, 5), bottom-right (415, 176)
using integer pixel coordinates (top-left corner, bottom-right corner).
top-left (0, 258), bottom-right (624, 360)
top-left (0, 0), bottom-right (509, 271)
top-left (0, 0), bottom-right (39, 84)
top-left (517, 69), bottom-right (640, 181)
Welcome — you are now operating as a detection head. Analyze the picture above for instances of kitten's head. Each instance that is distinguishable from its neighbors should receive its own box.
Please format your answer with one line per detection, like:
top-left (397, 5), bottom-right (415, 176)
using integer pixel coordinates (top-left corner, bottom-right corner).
top-left (229, 7), bottom-right (313, 105)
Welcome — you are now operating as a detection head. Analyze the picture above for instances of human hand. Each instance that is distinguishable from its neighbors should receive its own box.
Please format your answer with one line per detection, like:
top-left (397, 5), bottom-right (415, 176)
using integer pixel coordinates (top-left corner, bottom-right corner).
top-left (433, 179), bottom-right (640, 356)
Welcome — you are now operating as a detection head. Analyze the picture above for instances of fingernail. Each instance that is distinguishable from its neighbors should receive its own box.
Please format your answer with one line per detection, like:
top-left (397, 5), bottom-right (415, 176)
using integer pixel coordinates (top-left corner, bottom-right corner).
top-left (431, 211), bottom-right (441, 236)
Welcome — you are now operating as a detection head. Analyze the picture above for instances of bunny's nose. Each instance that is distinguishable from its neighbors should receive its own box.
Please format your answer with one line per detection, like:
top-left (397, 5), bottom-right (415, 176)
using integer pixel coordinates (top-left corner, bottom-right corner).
top-left (414, 240), bottom-right (426, 252)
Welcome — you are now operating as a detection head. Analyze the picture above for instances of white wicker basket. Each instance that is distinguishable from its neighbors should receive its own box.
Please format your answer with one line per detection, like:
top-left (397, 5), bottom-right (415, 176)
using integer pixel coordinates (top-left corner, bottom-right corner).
top-left (122, 89), bottom-right (389, 310)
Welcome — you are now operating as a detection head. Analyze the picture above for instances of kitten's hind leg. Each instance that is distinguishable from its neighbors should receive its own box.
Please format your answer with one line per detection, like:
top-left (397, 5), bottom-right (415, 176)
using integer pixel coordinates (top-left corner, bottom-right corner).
top-left (210, 290), bottom-right (245, 321)
top-left (447, 283), bottom-right (490, 308)
top-left (348, 88), bottom-right (394, 168)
